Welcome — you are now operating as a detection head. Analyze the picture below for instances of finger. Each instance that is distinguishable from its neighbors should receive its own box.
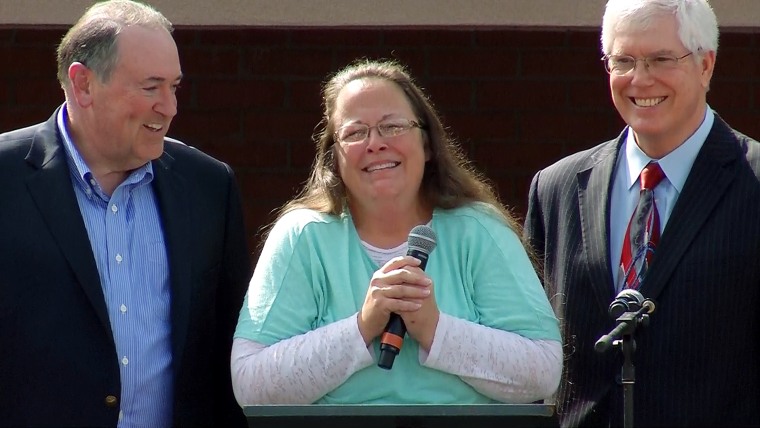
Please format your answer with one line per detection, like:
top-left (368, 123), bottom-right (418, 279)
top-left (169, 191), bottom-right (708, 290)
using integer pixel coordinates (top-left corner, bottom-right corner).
top-left (392, 299), bottom-right (423, 313)
top-left (381, 255), bottom-right (421, 272)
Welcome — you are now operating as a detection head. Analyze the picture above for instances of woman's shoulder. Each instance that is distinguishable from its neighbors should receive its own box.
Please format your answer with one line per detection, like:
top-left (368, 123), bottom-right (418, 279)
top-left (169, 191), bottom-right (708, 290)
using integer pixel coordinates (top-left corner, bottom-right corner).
top-left (270, 208), bottom-right (345, 239)
top-left (435, 203), bottom-right (521, 239)
top-left (435, 203), bottom-right (506, 227)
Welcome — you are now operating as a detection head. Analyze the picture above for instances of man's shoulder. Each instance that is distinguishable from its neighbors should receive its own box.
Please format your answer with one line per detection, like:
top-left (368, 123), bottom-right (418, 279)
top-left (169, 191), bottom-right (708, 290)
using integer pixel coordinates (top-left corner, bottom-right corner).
top-left (0, 122), bottom-right (53, 163)
top-left (161, 137), bottom-right (228, 170)
top-left (540, 136), bottom-right (620, 176)
top-left (0, 122), bottom-right (45, 147)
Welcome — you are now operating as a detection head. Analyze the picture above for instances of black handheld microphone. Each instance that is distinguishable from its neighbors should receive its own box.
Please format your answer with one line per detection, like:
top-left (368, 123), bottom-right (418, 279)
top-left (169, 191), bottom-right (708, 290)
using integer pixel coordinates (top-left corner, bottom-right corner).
top-left (377, 225), bottom-right (437, 370)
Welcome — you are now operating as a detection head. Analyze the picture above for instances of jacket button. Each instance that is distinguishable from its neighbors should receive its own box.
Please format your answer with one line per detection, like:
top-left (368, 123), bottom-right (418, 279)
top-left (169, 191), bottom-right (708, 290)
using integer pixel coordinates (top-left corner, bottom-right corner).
top-left (105, 395), bottom-right (118, 407)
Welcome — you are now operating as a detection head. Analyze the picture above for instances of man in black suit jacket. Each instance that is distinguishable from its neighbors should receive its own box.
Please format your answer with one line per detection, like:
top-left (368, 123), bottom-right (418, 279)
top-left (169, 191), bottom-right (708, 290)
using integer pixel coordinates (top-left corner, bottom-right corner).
top-left (524, 0), bottom-right (760, 427)
top-left (0, 1), bottom-right (251, 427)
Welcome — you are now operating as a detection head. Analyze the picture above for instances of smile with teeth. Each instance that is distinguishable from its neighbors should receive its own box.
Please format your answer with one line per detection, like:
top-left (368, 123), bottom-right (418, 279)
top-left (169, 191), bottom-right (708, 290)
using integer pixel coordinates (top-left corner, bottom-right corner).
top-left (632, 97), bottom-right (665, 107)
top-left (364, 162), bottom-right (399, 172)
top-left (145, 123), bottom-right (163, 132)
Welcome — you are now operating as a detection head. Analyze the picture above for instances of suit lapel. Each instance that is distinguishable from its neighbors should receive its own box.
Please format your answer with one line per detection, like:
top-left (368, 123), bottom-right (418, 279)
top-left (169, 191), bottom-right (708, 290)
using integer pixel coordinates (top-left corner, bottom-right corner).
top-left (24, 112), bottom-right (113, 338)
top-left (641, 117), bottom-right (738, 300)
top-left (578, 138), bottom-right (622, 313)
top-left (151, 151), bottom-right (192, 367)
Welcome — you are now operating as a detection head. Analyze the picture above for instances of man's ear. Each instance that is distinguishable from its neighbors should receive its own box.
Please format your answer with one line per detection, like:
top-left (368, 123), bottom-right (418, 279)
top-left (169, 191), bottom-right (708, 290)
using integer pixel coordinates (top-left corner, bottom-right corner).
top-left (700, 50), bottom-right (716, 90)
top-left (67, 62), bottom-right (95, 107)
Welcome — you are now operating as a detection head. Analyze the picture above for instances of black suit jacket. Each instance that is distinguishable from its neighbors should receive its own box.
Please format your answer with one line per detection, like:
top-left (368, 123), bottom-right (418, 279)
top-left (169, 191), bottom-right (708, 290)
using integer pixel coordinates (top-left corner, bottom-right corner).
top-left (524, 116), bottom-right (760, 427)
top-left (0, 108), bottom-right (252, 427)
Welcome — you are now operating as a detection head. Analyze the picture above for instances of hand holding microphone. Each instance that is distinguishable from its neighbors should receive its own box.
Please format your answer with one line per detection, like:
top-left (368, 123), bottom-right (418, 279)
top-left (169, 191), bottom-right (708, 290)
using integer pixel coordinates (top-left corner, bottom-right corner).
top-left (377, 225), bottom-right (437, 370)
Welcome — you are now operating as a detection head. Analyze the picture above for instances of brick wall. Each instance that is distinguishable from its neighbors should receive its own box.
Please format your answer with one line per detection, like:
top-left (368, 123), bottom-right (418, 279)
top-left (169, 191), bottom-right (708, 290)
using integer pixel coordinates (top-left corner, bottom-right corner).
top-left (1, 28), bottom-right (759, 253)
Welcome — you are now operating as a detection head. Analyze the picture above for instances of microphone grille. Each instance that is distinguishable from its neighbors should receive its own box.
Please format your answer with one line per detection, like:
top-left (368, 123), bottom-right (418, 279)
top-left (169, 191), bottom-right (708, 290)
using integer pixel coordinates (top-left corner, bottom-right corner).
top-left (617, 288), bottom-right (644, 305)
top-left (408, 225), bottom-right (437, 255)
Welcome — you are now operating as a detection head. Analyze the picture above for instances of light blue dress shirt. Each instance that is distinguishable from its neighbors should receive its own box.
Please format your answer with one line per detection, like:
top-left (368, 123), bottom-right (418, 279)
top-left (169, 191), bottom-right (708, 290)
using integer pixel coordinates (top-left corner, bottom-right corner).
top-left (609, 107), bottom-right (714, 290)
top-left (57, 105), bottom-right (173, 427)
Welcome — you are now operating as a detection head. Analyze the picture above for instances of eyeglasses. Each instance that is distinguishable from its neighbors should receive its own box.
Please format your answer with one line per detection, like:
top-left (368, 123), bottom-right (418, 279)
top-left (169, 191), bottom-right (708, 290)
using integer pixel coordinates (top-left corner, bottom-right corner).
top-left (334, 118), bottom-right (423, 144)
top-left (602, 52), bottom-right (694, 75)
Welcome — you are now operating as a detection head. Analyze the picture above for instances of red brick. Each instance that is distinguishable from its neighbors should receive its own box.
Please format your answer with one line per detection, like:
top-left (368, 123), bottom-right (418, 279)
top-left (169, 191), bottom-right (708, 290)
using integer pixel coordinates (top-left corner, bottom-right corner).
top-left (429, 48), bottom-right (519, 78)
top-left (170, 111), bottom-right (241, 144)
top-left (477, 30), bottom-right (572, 48)
top-left (289, 80), bottom-right (323, 111)
top-left (195, 78), bottom-right (287, 110)
top-left (196, 29), bottom-right (290, 47)
top-left (244, 48), bottom-right (334, 77)
top-left (237, 170), bottom-right (310, 200)
top-left (290, 29), bottom-right (383, 46)
top-left (713, 47), bottom-right (758, 79)
top-left (383, 30), bottom-right (473, 47)
top-left (334, 48), bottom-right (428, 78)
top-left (0, 46), bottom-right (56, 78)
top-left (477, 80), bottom-right (568, 111)
top-left (708, 81), bottom-right (752, 111)
top-left (566, 79), bottom-right (614, 110)
top-left (443, 112), bottom-right (517, 141)
top-left (472, 140), bottom-right (564, 172)
top-left (521, 48), bottom-right (600, 78)
top-left (179, 46), bottom-right (240, 77)
top-left (520, 111), bottom-right (621, 144)
top-left (13, 78), bottom-right (63, 107)
top-left (242, 111), bottom-right (319, 143)
top-left (1, 108), bottom-right (53, 132)
top-left (12, 28), bottom-right (66, 45)
top-left (425, 80), bottom-right (473, 111)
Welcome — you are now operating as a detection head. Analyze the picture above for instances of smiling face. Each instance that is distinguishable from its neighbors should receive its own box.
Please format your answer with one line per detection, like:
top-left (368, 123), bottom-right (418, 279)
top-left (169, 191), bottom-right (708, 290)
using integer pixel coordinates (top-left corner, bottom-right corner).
top-left (78, 25), bottom-right (182, 172)
top-left (609, 13), bottom-right (714, 157)
top-left (332, 77), bottom-right (428, 212)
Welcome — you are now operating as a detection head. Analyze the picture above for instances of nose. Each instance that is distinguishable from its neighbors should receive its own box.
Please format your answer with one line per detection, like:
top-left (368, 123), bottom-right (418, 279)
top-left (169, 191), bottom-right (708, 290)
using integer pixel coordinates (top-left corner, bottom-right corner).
top-left (629, 60), bottom-right (654, 85)
top-left (365, 127), bottom-right (387, 152)
top-left (154, 87), bottom-right (178, 118)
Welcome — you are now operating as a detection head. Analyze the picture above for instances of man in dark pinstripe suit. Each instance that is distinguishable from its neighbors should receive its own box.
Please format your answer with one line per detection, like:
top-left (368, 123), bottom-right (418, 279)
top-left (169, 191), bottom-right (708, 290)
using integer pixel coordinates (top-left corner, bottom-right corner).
top-left (524, 0), bottom-right (760, 426)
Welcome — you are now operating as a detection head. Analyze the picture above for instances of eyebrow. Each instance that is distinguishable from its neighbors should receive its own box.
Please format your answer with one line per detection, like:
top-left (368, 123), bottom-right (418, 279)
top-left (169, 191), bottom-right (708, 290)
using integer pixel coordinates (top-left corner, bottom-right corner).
top-left (140, 74), bottom-right (183, 85)
top-left (612, 49), bottom-right (677, 57)
top-left (342, 113), bottom-right (402, 125)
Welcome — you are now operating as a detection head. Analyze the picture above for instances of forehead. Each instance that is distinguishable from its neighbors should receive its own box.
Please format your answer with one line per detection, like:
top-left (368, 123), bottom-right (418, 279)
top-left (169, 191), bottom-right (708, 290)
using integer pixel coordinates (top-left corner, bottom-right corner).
top-left (334, 78), bottom-right (414, 120)
top-left (611, 14), bottom-right (684, 54)
top-left (114, 25), bottom-right (181, 79)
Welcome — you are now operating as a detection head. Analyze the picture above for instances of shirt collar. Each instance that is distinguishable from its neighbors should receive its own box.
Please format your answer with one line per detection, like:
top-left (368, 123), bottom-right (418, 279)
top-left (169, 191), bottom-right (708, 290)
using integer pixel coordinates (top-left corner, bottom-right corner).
top-left (622, 106), bottom-right (714, 192)
top-left (56, 103), bottom-right (155, 196)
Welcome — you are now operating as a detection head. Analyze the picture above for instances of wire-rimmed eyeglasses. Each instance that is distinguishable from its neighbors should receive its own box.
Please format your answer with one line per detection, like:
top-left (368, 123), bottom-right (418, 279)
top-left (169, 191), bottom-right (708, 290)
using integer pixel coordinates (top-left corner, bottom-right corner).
top-left (602, 52), bottom-right (694, 75)
top-left (334, 118), bottom-right (423, 145)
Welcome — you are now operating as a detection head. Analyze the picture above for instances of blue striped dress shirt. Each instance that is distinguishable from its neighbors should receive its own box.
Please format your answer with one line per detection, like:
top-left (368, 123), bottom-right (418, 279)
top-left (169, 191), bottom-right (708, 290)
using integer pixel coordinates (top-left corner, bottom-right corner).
top-left (57, 105), bottom-right (173, 427)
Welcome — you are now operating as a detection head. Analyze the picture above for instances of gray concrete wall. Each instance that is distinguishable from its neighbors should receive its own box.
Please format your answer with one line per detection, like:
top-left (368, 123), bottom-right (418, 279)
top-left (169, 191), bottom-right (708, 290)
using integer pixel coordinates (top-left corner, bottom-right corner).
top-left (1, 0), bottom-right (758, 28)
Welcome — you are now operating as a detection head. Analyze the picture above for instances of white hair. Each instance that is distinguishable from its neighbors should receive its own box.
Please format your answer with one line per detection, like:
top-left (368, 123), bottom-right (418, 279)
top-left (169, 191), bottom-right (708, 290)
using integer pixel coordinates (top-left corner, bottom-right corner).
top-left (600, 0), bottom-right (718, 56)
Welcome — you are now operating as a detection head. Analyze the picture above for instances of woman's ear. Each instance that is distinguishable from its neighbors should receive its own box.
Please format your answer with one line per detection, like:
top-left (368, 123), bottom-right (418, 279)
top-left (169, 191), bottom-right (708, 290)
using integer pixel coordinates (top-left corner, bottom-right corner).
top-left (423, 131), bottom-right (432, 161)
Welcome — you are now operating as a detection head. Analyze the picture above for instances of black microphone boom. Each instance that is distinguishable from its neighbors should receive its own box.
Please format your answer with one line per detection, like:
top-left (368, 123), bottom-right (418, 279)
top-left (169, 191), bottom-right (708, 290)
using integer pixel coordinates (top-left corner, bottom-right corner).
top-left (378, 225), bottom-right (437, 370)
top-left (595, 289), bottom-right (656, 352)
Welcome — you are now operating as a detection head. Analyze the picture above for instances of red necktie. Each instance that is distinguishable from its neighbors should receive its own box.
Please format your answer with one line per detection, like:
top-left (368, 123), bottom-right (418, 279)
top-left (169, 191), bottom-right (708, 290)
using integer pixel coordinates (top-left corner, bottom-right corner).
top-left (619, 162), bottom-right (665, 290)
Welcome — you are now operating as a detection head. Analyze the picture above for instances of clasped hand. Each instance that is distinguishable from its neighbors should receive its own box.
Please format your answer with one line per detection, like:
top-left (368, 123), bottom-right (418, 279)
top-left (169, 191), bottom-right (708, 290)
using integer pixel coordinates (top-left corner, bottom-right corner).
top-left (357, 255), bottom-right (439, 352)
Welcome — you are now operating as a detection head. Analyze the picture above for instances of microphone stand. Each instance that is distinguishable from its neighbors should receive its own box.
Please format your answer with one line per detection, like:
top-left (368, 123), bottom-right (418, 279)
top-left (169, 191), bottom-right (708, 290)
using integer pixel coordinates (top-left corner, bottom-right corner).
top-left (594, 300), bottom-right (655, 428)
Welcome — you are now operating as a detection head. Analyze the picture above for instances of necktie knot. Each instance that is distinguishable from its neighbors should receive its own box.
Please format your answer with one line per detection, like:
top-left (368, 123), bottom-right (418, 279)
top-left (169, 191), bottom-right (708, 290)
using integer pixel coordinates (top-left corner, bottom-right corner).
top-left (640, 162), bottom-right (664, 191)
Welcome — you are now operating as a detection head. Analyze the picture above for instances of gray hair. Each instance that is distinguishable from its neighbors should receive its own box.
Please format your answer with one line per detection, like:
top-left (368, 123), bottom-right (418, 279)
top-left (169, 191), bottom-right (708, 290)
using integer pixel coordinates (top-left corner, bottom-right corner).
top-left (601, 0), bottom-right (718, 56)
top-left (56, 0), bottom-right (173, 87)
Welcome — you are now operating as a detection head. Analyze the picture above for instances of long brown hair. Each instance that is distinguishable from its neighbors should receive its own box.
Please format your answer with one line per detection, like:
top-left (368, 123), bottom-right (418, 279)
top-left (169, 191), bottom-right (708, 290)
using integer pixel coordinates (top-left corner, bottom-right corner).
top-left (261, 58), bottom-right (537, 269)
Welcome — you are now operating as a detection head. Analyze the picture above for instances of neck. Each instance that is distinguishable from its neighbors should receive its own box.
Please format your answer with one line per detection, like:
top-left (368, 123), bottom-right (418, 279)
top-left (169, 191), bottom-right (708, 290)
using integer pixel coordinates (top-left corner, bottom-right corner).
top-left (633, 103), bottom-right (707, 159)
top-left (350, 199), bottom-right (432, 249)
top-left (68, 119), bottom-right (132, 196)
